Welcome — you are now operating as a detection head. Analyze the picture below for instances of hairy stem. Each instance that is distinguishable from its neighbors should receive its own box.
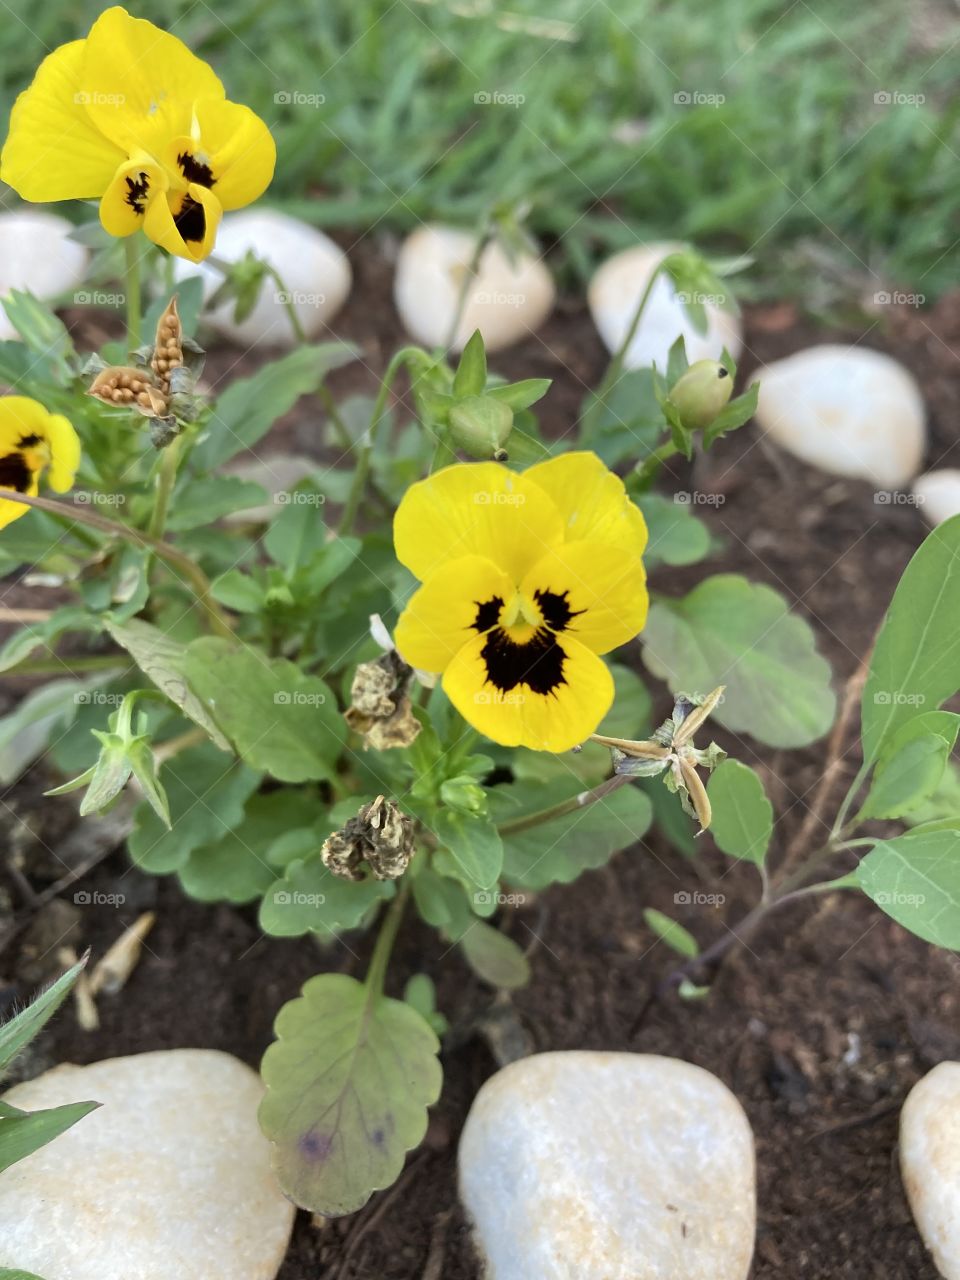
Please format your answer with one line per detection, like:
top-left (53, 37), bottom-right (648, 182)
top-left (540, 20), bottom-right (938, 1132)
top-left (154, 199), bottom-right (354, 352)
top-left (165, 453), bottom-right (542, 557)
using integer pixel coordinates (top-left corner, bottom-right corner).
top-left (496, 772), bottom-right (633, 837)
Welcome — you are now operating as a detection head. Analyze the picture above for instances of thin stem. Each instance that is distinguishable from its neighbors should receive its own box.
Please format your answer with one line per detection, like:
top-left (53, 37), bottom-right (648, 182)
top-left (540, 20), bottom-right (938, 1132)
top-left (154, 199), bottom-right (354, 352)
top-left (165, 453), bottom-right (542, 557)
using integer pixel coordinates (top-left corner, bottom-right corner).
top-left (147, 433), bottom-right (184, 541)
top-left (124, 235), bottom-right (143, 352)
top-left (497, 772), bottom-right (632, 838)
top-left (1, 491), bottom-right (232, 639)
top-left (6, 655), bottom-right (126, 677)
top-left (634, 439), bottom-right (681, 488)
top-left (154, 725), bottom-right (207, 765)
top-left (444, 225), bottom-right (493, 352)
top-left (365, 880), bottom-right (411, 998)
top-left (430, 432), bottom-right (456, 472)
top-left (583, 260), bottom-right (666, 438)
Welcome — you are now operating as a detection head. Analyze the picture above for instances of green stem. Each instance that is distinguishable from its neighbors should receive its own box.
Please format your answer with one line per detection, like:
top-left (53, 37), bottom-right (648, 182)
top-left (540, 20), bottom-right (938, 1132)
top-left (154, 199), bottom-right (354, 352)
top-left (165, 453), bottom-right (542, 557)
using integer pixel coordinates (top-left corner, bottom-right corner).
top-left (583, 260), bottom-right (666, 438)
top-left (7, 655), bottom-right (126, 677)
top-left (497, 772), bottom-right (632, 837)
top-left (365, 880), bottom-right (411, 998)
top-left (147, 433), bottom-right (184, 541)
top-left (634, 439), bottom-right (680, 488)
top-left (1, 491), bottom-right (232, 639)
top-left (444, 224), bottom-right (493, 351)
top-left (124, 235), bottom-right (143, 352)
top-left (430, 432), bottom-right (457, 472)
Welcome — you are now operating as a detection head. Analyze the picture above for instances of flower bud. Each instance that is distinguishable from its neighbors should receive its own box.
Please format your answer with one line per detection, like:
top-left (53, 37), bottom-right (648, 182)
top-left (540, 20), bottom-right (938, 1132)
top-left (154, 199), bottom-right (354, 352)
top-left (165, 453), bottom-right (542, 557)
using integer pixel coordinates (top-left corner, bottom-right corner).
top-left (440, 775), bottom-right (488, 816)
top-left (668, 360), bottom-right (733, 431)
top-left (449, 395), bottom-right (514, 460)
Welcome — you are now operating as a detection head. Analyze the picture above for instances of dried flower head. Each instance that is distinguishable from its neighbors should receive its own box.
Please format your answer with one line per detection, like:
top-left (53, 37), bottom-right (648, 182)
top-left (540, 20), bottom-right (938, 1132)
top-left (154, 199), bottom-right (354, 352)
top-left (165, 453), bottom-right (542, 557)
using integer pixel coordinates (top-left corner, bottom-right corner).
top-left (344, 650), bottom-right (422, 751)
top-left (321, 796), bottom-right (417, 882)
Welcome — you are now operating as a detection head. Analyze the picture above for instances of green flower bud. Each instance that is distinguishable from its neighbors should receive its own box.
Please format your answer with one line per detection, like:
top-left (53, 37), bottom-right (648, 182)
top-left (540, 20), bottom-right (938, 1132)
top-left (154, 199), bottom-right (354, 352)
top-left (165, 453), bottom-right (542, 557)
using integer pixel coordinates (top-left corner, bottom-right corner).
top-left (449, 395), bottom-right (514, 460)
top-left (440, 774), bottom-right (489, 816)
top-left (668, 360), bottom-right (733, 431)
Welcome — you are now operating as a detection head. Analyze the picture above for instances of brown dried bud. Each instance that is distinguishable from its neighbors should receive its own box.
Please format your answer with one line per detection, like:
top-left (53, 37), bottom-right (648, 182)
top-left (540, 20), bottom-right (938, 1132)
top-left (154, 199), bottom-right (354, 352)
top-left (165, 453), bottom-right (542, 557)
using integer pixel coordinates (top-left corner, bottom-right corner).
top-left (151, 296), bottom-right (184, 393)
top-left (344, 651), bottom-right (422, 751)
top-left (88, 365), bottom-right (169, 418)
top-left (321, 795), bottom-right (417, 882)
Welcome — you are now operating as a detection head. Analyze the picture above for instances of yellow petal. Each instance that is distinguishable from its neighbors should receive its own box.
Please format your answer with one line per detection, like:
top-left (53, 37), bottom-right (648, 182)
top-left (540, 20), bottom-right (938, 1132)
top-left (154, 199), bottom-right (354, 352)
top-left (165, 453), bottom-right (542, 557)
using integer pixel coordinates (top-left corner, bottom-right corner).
top-left (43, 414), bottom-right (82, 492)
top-left (394, 462), bottom-right (564, 583)
top-left (0, 40), bottom-right (123, 200)
top-left (442, 628), bottom-right (614, 752)
top-left (521, 540), bottom-right (648, 654)
top-left (395, 554), bottom-right (514, 674)
top-left (187, 98), bottom-right (276, 209)
top-left (0, 497), bottom-right (33, 529)
top-left (143, 182), bottom-right (222, 262)
top-left (524, 451), bottom-right (648, 557)
top-left (99, 155), bottom-right (169, 237)
top-left (81, 7), bottom-right (223, 154)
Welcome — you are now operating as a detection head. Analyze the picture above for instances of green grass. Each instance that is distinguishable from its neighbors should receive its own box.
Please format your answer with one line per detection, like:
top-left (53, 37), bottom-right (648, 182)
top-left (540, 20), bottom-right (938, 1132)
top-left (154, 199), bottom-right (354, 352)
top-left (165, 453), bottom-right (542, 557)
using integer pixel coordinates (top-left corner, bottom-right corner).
top-left (1, 0), bottom-right (958, 299)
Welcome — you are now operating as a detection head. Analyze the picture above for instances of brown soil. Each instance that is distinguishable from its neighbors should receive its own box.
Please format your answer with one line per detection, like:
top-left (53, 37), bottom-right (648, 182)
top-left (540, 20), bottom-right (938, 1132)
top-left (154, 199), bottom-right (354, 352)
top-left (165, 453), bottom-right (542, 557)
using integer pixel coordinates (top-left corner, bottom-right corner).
top-left (3, 235), bottom-right (959, 1279)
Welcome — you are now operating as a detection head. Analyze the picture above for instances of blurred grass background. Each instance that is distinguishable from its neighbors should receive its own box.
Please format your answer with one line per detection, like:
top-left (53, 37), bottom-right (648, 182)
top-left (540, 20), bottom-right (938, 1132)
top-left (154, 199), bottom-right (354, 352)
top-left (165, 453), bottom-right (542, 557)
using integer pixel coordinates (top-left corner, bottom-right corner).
top-left (1, 0), bottom-right (957, 300)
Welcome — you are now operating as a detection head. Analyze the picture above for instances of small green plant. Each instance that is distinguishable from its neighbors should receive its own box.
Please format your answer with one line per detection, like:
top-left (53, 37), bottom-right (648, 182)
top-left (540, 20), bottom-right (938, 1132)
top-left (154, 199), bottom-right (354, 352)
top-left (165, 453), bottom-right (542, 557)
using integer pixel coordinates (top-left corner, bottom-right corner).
top-left (0, 10), bottom-right (956, 1225)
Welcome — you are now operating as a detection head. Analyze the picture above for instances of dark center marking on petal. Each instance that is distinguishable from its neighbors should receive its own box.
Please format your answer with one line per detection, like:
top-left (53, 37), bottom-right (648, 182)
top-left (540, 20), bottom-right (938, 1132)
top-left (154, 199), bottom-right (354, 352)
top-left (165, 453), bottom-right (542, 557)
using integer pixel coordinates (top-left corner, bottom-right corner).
top-left (299, 1130), bottom-right (333, 1162)
top-left (125, 171), bottom-right (150, 215)
top-left (0, 451), bottom-right (33, 492)
top-left (177, 151), bottom-right (215, 188)
top-left (481, 625), bottom-right (567, 696)
top-left (472, 595), bottom-right (504, 632)
top-left (174, 193), bottom-right (207, 244)
top-left (17, 434), bottom-right (42, 448)
top-left (533, 587), bottom-right (584, 632)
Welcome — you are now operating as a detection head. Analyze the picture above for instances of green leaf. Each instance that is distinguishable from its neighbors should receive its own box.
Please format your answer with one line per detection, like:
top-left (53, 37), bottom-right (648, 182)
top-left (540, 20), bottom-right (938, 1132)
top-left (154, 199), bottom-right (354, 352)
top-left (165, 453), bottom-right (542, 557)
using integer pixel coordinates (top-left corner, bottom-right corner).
top-left (209, 569), bottom-right (265, 614)
top-left (195, 344), bottom-right (357, 470)
top-left (706, 759), bottom-right (773, 866)
top-left (487, 378), bottom-right (551, 410)
top-left (857, 830), bottom-right (960, 948)
top-left (104, 618), bottom-right (231, 751)
top-left (460, 921), bottom-right (530, 989)
top-left (495, 783), bottom-right (652, 889)
top-left (643, 908), bottom-right (699, 958)
top-left (402, 975), bottom-right (448, 1037)
top-left (165, 476), bottom-right (269, 532)
top-left (453, 330), bottom-right (487, 397)
top-left (860, 713), bottom-right (959, 821)
top-left (862, 516), bottom-right (960, 764)
top-left (431, 810), bottom-right (503, 889)
top-left (259, 855), bottom-right (394, 936)
top-left (0, 957), bottom-right (87, 1074)
top-left (183, 639), bottom-right (345, 783)
top-left (0, 1267), bottom-right (48, 1279)
top-left (0, 679), bottom-right (87, 785)
top-left (580, 368), bottom-right (664, 467)
top-left (0, 1100), bottom-right (99, 1173)
top-left (702, 382), bottom-right (759, 448)
top-left (636, 492), bottom-right (711, 567)
top-left (264, 482), bottom-right (332, 574)
top-left (642, 575), bottom-right (836, 748)
top-left (128, 744), bottom-right (260, 874)
top-left (177, 791), bottom-right (316, 904)
top-left (0, 607), bottom-right (100, 675)
top-left (259, 973), bottom-right (442, 1214)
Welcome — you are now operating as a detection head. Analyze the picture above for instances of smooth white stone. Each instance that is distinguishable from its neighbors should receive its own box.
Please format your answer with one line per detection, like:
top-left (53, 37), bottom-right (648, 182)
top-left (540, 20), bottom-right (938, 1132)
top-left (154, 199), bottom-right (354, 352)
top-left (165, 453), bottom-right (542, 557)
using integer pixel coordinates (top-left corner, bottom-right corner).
top-left (588, 242), bottom-right (742, 371)
top-left (394, 224), bottom-right (555, 352)
top-left (913, 470), bottom-right (960, 526)
top-left (459, 1051), bottom-right (755, 1280)
top-left (174, 209), bottom-right (351, 348)
top-left (0, 212), bottom-right (89, 340)
top-left (755, 344), bottom-right (926, 487)
top-left (0, 1049), bottom-right (295, 1280)
top-left (901, 1061), bottom-right (960, 1279)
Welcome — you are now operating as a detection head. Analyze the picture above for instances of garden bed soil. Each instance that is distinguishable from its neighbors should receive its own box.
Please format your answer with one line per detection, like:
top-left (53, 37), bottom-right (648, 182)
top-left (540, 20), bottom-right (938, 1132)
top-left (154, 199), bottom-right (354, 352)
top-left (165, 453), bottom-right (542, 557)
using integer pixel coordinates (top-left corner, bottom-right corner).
top-left (3, 233), bottom-right (960, 1278)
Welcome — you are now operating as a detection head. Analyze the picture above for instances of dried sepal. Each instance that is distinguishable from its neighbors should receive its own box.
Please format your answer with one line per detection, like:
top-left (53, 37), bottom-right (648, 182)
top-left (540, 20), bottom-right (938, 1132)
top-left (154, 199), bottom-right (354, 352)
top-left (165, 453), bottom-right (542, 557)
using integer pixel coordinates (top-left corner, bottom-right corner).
top-left (344, 651), bottom-right (422, 751)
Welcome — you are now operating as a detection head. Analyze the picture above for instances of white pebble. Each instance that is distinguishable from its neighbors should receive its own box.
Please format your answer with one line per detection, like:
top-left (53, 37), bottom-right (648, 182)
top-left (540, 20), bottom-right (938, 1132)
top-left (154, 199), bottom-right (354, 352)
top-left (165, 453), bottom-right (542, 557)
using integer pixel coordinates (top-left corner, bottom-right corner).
top-left (588, 242), bottom-right (742, 371)
top-left (394, 224), bottom-right (555, 352)
top-left (0, 211), bottom-right (88, 339)
top-left (901, 1062), bottom-right (960, 1279)
top-left (0, 1049), bottom-right (295, 1280)
top-left (459, 1051), bottom-right (755, 1280)
top-left (913, 469), bottom-right (960, 526)
top-left (755, 344), bottom-right (926, 487)
top-left (174, 209), bottom-right (351, 348)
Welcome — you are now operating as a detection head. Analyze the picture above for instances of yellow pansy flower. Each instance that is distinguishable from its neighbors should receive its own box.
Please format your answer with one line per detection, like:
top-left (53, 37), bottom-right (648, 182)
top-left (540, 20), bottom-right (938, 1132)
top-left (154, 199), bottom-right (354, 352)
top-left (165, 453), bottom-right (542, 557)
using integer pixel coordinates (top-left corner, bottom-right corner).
top-left (0, 7), bottom-right (275, 263)
top-left (0, 397), bottom-right (81, 529)
top-left (394, 452), bottom-right (649, 752)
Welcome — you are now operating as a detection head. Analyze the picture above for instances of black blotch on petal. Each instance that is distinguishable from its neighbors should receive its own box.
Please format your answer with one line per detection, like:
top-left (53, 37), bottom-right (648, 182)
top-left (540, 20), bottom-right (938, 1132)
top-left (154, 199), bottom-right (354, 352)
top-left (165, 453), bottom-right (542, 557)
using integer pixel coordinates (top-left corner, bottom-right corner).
top-left (473, 596), bottom-right (504, 632)
top-left (124, 171), bottom-right (150, 215)
top-left (481, 625), bottom-right (567, 696)
top-left (174, 194), bottom-right (206, 244)
top-left (533, 588), bottom-right (583, 632)
top-left (178, 151), bottom-right (215, 188)
top-left (299, 1130), bottom-right (333, 1162)
top-left (0, 452), bottom-right (33, 493)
